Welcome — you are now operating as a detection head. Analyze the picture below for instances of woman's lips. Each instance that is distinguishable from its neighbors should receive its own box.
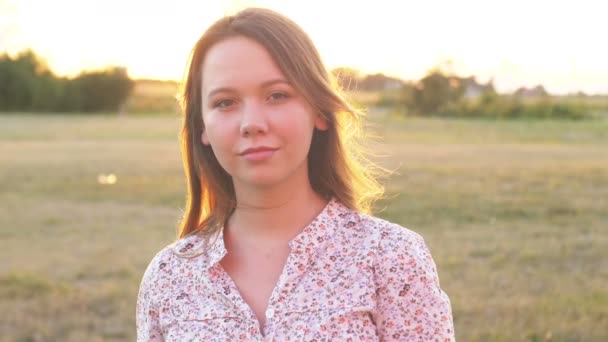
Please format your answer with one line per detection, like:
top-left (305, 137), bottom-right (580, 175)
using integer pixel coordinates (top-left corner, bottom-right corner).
top-left (239, 146), bottom-right (278, 161)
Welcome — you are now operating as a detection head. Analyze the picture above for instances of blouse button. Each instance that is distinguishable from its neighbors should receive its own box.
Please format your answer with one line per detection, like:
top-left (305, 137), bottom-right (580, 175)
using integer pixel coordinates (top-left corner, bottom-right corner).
top-left (265, 308), bottom-right (275, 318)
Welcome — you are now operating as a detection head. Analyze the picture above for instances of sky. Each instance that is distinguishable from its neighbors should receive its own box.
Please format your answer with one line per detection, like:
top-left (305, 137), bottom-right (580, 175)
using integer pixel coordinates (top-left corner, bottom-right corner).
top-left (1, 0), bottom-right (607, 94)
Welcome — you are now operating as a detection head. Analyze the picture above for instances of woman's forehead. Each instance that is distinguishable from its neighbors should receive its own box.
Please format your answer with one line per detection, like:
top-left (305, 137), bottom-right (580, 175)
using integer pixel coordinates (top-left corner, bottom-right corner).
top-left (201, 36), bottom-right (287, 93)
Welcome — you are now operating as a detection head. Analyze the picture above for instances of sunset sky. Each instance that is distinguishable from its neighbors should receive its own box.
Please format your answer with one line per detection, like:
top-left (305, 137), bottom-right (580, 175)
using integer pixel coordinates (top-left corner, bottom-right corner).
top-left (1, 0), bottom-right (606, 94)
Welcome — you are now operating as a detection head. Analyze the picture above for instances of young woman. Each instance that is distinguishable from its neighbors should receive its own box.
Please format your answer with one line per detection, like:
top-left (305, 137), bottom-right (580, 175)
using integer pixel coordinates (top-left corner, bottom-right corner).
top-left (137, 7), bottom-right (454, 341)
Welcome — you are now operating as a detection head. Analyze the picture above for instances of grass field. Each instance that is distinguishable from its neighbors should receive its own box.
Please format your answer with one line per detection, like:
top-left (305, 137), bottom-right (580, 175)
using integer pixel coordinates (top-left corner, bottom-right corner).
top-left (0, 112), bottom-right (607, 341)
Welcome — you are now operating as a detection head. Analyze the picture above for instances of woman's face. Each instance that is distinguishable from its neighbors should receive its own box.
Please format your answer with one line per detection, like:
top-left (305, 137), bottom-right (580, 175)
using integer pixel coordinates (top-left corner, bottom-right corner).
top-left (200, 36), bottom-right (327, 190)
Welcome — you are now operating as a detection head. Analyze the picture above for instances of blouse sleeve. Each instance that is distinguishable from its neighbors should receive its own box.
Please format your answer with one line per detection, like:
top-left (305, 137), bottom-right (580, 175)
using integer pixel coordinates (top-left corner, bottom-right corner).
top-left (136, 249), bottom-right (169, 342)
top-left (374, 225), bottom-right (455, 341)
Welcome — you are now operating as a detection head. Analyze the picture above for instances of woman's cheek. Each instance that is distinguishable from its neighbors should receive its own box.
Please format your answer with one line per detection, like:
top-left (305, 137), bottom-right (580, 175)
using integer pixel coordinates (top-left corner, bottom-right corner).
top-left (206, 115), bottom-right (236, 146)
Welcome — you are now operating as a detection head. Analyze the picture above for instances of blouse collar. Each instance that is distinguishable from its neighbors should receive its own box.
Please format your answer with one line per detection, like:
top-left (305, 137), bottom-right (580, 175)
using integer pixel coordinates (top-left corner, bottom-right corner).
top-left (171, 197), bottom-right (353, 271)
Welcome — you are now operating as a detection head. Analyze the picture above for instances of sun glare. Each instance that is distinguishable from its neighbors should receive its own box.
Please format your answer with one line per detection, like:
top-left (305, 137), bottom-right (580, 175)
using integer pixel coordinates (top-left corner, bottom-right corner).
top-left (2, 0), bottom-right (606, 93)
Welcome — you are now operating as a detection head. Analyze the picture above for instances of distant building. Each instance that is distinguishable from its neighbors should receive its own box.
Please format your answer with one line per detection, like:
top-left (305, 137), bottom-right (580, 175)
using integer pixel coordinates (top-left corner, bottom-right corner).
top-left (448, 76), bottom-right (495, 99)
top-left (514, 85), bottom-right (549, 97)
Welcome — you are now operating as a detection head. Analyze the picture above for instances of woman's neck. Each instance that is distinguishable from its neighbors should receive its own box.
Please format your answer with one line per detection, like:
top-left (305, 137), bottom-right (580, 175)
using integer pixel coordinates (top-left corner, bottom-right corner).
top-left (227, 181), bottom-right (328, 245)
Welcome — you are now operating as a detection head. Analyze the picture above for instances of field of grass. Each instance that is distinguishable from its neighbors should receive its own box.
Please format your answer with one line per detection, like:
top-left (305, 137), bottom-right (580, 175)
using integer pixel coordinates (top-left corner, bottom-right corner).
top-left (0, 112), bottom-right (607, 341)
top-left (124, 80), bottom-right (180, 114)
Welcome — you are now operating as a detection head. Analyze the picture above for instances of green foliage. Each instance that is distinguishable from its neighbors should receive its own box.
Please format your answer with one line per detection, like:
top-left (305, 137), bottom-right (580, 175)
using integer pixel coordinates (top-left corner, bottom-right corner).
top-left (0, 50), bottom-right (134, 113)
top-left (72, 68), bottom-right (134, 112)
top-left (403, 70), bottom-right (466, 115)
top-left (393, 69), bottom-right (592, 119)
top-left (439, 95), bottom-right (590, 120)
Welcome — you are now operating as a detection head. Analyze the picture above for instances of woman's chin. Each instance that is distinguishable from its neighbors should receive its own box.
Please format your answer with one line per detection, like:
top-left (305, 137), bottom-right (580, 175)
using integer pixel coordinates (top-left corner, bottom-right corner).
top-left (234, 173), bottom-right (285, 189)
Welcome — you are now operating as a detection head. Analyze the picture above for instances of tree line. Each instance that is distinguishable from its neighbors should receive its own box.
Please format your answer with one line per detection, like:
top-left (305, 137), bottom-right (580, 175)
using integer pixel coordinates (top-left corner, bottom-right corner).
top-left (0, 50), bottom-right (593, 119)
top-left (333, 67), bottom-right (591, 119)
top-left (0, 50), bottom-right (133, 112)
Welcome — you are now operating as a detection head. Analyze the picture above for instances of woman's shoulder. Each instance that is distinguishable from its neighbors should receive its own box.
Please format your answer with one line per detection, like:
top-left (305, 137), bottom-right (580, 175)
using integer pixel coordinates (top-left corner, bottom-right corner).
top-left (170, 232), bottom-right (218, 258)
top-left (140, 232), bottom-right (218, 283)
top-left (349, 212), bottom-right (454, 340)
top-left (349, 209), bottom-right (426, 249)
top-left (326, 202), bottom-right (431, 269)
top-left (353, 212), bottom-right (441, 283)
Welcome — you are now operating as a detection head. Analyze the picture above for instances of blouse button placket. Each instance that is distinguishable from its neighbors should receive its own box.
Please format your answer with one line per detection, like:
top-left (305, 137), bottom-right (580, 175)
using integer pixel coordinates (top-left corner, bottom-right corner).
top-left (265, 308), bottom-right (275, 319)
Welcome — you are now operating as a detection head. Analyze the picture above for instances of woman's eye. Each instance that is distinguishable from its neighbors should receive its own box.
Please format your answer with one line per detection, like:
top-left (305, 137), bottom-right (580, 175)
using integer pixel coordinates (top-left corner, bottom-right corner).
top-left (214, 99), bottom-right (235, 108)
top-left (269, 92), bottom-right (289, 101)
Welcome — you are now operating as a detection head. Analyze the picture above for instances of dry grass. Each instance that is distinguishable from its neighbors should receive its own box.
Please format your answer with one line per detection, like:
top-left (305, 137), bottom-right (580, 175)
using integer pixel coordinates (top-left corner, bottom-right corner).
top-left (125, 80), bottom-right (180, 114)
top-left (0, 112), bottom-right (607, 341)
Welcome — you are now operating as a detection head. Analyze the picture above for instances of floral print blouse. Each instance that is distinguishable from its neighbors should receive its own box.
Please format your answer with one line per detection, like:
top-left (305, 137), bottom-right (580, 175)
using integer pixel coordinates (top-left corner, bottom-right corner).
top-left (136, 198), bottom-right (454, 341)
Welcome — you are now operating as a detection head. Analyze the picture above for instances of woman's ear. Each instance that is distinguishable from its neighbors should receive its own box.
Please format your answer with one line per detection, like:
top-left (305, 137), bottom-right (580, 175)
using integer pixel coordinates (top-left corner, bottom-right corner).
top-left (314, 113), bottom-right (329, 131)
top-left (201, 130), bottom-right (210, 145)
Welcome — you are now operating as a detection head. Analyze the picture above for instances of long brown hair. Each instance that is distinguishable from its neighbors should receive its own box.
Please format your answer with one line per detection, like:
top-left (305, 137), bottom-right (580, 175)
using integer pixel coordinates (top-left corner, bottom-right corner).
top-left (178, 7), bottom-right (384, 239)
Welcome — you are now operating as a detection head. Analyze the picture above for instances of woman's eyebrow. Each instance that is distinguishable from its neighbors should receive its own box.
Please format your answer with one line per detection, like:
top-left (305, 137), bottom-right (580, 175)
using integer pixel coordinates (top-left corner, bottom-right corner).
top-left (260, 78), bottom-right (290, 88)
top-left (206, 79), bottom-right (291, 98)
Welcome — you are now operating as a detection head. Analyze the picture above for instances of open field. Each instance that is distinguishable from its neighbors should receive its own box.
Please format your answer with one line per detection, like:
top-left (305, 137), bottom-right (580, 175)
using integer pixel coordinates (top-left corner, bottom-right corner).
top-left (0, 113), bottom-right (607, 341)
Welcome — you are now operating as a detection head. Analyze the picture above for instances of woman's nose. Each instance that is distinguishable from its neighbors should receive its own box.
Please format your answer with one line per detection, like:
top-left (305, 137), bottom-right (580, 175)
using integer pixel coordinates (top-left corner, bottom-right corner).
top-left (240, 101), bottom-right (268, 137)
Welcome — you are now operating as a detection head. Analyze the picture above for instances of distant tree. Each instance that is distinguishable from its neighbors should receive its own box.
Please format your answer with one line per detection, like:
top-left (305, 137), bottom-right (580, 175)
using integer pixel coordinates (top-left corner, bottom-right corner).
top-left (0, 50), bottom-right (38, 110)
top-left (359, 73), bottom-right (404, 92)
top-left (72, 67), bottom-right (134, 112)
top-left (0, 50), bottom-right (134, 113)
top-left (406, 70), bottom-right (465, 115)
